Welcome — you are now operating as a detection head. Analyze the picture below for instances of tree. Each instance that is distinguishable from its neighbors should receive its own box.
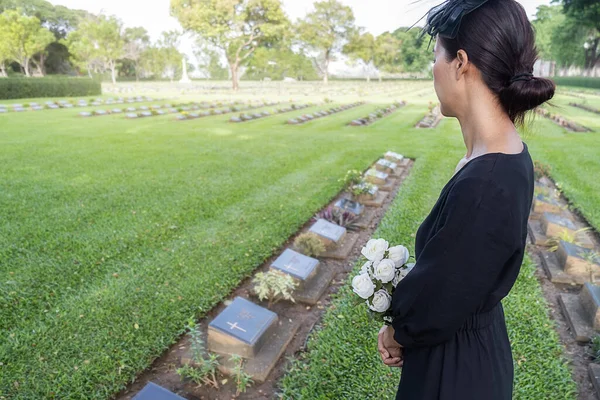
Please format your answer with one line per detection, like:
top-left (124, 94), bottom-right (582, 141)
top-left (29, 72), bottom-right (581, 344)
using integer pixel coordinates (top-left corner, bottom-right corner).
top-left (561, 0), bottom-right (600, 73)
top-left (0, 9), bottom-right (54, 76)
top-left (373, 32), bottom-right (401, 81)
top-left (123, 27), bottom-right (150, 81)
top-left (158, 30), bottom-right (183, 81)
top-left (172, 0), bottom-right (289, 90)
top-left (343, 31), bottom-right (376, 82)
top-left (295, 0), bottom-right (356, 84)
top-left (393, 28), bottom-right (432, 74)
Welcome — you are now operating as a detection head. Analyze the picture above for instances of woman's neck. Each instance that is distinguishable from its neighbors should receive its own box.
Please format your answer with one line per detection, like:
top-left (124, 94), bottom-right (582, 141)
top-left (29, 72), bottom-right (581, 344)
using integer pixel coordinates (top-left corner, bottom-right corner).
top-left (456, 90), bottom-right (522, 160)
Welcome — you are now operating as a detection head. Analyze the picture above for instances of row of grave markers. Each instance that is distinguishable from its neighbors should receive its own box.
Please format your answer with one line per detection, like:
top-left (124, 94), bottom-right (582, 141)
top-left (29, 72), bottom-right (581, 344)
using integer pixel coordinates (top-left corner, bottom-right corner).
top-left (0, 96), bottom-right (160, 113)
top-left (527, 176), bottom-right (600, 394)
top-left (130, 151), bottom-right (411, 399)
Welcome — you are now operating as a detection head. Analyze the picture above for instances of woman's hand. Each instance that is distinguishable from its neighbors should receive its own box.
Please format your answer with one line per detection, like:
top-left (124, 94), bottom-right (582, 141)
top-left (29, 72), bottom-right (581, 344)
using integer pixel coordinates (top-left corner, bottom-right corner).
top-left (378, 325), bottom-right (404, 368)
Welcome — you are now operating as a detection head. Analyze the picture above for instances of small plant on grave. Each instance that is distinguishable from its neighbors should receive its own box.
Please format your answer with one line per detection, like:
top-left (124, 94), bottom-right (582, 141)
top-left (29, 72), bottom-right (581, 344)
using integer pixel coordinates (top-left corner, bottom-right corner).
top-left (533, 160), bottom-right (552, 181)
top-left (252, 269), bottom-right (297, 307)
top-left (546, 227), bottom-right (592, 252)
top-left (338, 169), bottom-right (363, 188)
top-left (229, 354), bottom-right (253, 396)
top-left (315, 206), bottom-right (361, 232)
top-left (175, 318), bottom-right (220, 388)
top-left (294, 232), bottom-right (326, 257)
top-left (349, 181), bottom-right (375, 199)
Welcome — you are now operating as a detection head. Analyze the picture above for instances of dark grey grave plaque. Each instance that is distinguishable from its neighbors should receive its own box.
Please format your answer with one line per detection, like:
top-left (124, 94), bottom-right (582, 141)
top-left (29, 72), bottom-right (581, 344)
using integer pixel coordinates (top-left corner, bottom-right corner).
top-left (271, 249), bottom-right (319, 282)
top-left (309, 218), bottom-right (346, 246)
top-left (541, 212), bottom-right (577, 237)
top-left (334, 198), bottom-right (364, 216)
top-left (581, 283), bottom-right (600, 331)
top-left (133, 382), bottom-right (186, 400)
top-left (208, 296), bottom-right (278, 358)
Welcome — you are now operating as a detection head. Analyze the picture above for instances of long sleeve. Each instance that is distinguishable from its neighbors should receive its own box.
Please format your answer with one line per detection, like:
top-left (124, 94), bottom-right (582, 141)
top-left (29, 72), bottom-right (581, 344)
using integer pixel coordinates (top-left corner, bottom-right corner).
top-left (390, 176), bottom-right (520, 348)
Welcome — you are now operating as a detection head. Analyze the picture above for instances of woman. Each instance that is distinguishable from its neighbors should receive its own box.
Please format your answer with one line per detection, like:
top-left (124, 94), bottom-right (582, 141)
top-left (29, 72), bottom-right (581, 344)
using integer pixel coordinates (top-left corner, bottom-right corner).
top-left (377, 0), bottom-right (555, 399)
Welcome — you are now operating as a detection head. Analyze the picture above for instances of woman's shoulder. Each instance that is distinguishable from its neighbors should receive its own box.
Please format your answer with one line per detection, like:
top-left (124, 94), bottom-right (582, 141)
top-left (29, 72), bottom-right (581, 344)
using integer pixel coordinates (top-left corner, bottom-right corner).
top-left (449, 151), bottom-right (533, 205)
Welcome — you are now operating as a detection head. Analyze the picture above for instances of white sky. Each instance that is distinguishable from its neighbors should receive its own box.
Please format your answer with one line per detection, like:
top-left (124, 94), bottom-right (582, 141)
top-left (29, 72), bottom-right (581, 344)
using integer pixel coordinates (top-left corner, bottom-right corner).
top-left (47, 0), bottom-right (553, 71)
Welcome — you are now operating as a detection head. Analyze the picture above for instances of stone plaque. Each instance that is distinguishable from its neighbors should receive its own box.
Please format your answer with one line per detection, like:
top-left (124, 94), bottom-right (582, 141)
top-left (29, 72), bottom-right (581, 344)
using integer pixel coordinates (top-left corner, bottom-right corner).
top-left (376, 159), bottom-right (397, 173)
top-left (271, 248), bottom-right (319, 282)
top-left (94, 110), bottom-right (108, 115)
top-left (532, 194), bottom-right (562, 214)
top-left (557, 240), bottom-right (600, 277)
top-left (111, 108), bottom-right (123, 114)
top-left (0, 109), bottom-right (6, 113)
top-left (126, 107), bottom-right (136, 112)
top-left (126, 113), bottom-right (138, 119)
top-left (334, 198), bottom-right (364, 216)
top-left (133, 382), bottom-right (186, 400)
top-left (32, 106), bottom-right (44, 111)
top-left (14, 107), bottom-right (25, 112)
top-left (63, 104), bottom-right (74, 108)
top-left (79, 112), bottom-right (92, 117)
top-left (365, 169), bottom-right (388, 186)
top-left (309, 218), bottom-right (347, 247)
top-left (541, 212), bottom-right (577, 237)
top-left (140, 111), bottom-right (153, 117)
top-left (140, 106), bottom-right (149, 110)
top-left (580, 283), bottom-right (600, 331)
top-left (208, 297), bottom-right (278, 358)
top-left (48, 104), bottom-right (59, 109)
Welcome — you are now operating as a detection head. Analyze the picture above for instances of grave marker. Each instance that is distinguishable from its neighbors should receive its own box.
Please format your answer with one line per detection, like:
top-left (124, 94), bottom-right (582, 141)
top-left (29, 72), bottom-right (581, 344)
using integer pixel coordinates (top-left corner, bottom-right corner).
top-left (208, 297), bottom-right (278, 358)
top-left (133, 382), bottom-right (186, 400)
top-left (541, 212), bottom-right (577, 237)
top-left (557, 240), bottom-right (600, 278)
top-left (309, 219), bottom-right (347, 248)
top-left (334, 198), bottom-right (364, 216)
top-left (271, 249), bottom-right (319, 283)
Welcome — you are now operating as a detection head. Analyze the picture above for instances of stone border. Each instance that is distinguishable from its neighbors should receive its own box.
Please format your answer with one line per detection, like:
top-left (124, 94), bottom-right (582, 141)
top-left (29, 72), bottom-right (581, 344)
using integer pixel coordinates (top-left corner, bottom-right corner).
top-left (0, 96), bottom-right (166, 113)
top-left (415, 105), bottom-right (443, 128)
top-left (176, 101), bottom-right (280, 121)
top-left (229, 103), bottom-right (312, 123)
top-left (535, 108), bottom-right (593, 132)
top-left (348, 101), bottom-right (406, 127)
top-left (286, 102), bottom-right (365, 125)
top-left (569, 103), bottom-right (600, 115)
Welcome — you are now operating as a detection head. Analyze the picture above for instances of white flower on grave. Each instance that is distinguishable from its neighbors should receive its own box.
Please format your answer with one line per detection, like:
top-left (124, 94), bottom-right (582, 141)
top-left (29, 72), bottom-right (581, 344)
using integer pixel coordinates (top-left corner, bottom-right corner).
top-left (373, 258), bottom-right (396, 283)
top-left (368, 289), bottom-right (392, 313)
top-left (352, 273), bottom-right (376, 299)
top-left (360, 261), bottom-right (374, 277)
top-left (392, 263), bottom-right (416, 287)
top-left (388, 245), bottom-right (410, 267)
top-left (361, 238), bottom-right (389, 262)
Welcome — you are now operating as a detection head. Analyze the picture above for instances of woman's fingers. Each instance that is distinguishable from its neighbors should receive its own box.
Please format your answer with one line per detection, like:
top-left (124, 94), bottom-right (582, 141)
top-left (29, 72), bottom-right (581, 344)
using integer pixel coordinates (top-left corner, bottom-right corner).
top-left (377, 330), bottom-right (390, 359)
top-left (383, 357), bottom-right (404, 367)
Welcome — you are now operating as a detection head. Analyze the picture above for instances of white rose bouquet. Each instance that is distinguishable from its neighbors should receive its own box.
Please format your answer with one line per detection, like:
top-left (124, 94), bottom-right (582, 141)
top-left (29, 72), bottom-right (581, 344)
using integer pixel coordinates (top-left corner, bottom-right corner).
top-left (351, 238), bottom-right (413, 324)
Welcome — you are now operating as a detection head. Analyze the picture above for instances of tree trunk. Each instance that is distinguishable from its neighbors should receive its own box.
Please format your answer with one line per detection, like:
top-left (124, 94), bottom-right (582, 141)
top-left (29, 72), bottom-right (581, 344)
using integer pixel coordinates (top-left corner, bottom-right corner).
top-left (231, 62), bottom-right (239, 91)
top-left (110, 62), bottom-right (117, 84)
top-left (0, 64), bottom-right (6, 77)
top-left (24, 58), bottom-right (31, 77)
top-left (134, 60), bottom-right (139, 82)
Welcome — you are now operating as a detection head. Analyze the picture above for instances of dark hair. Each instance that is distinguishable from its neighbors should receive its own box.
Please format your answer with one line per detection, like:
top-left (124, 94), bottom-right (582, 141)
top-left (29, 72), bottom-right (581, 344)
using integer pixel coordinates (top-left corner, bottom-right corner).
top-left (436, 0), bottom-right (555, 126)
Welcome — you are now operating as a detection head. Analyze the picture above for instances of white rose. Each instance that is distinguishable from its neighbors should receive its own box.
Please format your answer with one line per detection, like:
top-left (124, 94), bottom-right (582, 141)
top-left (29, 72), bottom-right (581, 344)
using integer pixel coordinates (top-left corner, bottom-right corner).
top-left (352, 273), bottom-right (376, 299)
top-left (388, 245), bottom-right (409, 267)
top-left (392, 263), bottom-right (416, 287)
top-left (373, 258), bottom-right (396, 283)
top-left (368, 289), bottom-right (392, 313)
top-left (360, 261), bottom-right (373, 276)
top-left (361, 238), bottom-right (389, 262)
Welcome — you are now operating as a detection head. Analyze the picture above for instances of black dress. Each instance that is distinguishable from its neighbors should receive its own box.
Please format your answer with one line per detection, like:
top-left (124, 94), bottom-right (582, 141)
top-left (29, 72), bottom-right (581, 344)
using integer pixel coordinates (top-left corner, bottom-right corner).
top-left (390, 142), bottom-right (534, 400)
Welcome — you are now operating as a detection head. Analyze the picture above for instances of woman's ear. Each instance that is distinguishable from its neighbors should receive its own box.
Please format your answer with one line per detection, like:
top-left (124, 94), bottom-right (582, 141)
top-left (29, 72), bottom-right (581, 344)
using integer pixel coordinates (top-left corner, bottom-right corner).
top-left (455, 49), bottom-right (469, 79)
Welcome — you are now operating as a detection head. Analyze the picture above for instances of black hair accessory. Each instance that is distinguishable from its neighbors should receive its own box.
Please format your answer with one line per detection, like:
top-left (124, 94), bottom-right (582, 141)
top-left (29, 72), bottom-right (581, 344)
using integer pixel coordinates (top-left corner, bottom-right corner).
top-left (408, 0), bottom-right (491, 39)
top-left (509, 73), bottom-right (534, 83)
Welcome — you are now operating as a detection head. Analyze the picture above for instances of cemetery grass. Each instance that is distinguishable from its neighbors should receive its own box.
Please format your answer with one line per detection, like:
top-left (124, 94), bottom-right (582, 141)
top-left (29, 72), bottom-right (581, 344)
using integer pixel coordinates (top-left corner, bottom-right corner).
top-left (279, 117), bottom-right (583, 399)
top-left (0, 100), bottom-right (421, 399)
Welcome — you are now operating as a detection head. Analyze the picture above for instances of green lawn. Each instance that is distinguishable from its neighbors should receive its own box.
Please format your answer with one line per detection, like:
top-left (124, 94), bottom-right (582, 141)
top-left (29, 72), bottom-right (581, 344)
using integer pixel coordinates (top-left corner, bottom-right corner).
top-left (1, 82), bottom-right (595, 399)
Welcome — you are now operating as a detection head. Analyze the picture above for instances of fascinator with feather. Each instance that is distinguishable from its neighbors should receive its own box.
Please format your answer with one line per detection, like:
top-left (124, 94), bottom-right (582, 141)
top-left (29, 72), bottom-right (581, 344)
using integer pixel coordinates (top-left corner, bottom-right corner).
top-left (410, 0), bottom-right (491, 39)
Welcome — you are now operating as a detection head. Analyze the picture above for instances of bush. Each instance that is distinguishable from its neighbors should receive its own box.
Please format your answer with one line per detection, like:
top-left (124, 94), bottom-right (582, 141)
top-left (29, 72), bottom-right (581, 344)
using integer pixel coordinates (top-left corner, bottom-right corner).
top-left (294, 232), bottom-right (326, 257)
top-left (552, 76), bottom-right (600, 90)
top-left (0, 77), bottom-right (101, 100)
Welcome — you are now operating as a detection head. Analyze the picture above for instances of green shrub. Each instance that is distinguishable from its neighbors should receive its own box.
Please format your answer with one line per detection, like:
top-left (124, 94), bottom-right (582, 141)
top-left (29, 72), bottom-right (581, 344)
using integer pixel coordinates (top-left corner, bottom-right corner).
top-left (0, 77), bottom-right (101, 100)
top-left (552, 76), bottom-right (600, 90)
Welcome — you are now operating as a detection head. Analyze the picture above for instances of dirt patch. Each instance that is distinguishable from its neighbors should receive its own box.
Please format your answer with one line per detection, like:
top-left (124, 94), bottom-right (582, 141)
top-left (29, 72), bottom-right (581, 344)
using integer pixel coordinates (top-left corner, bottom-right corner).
top-left (115, 162), bottom-right (414, 400)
